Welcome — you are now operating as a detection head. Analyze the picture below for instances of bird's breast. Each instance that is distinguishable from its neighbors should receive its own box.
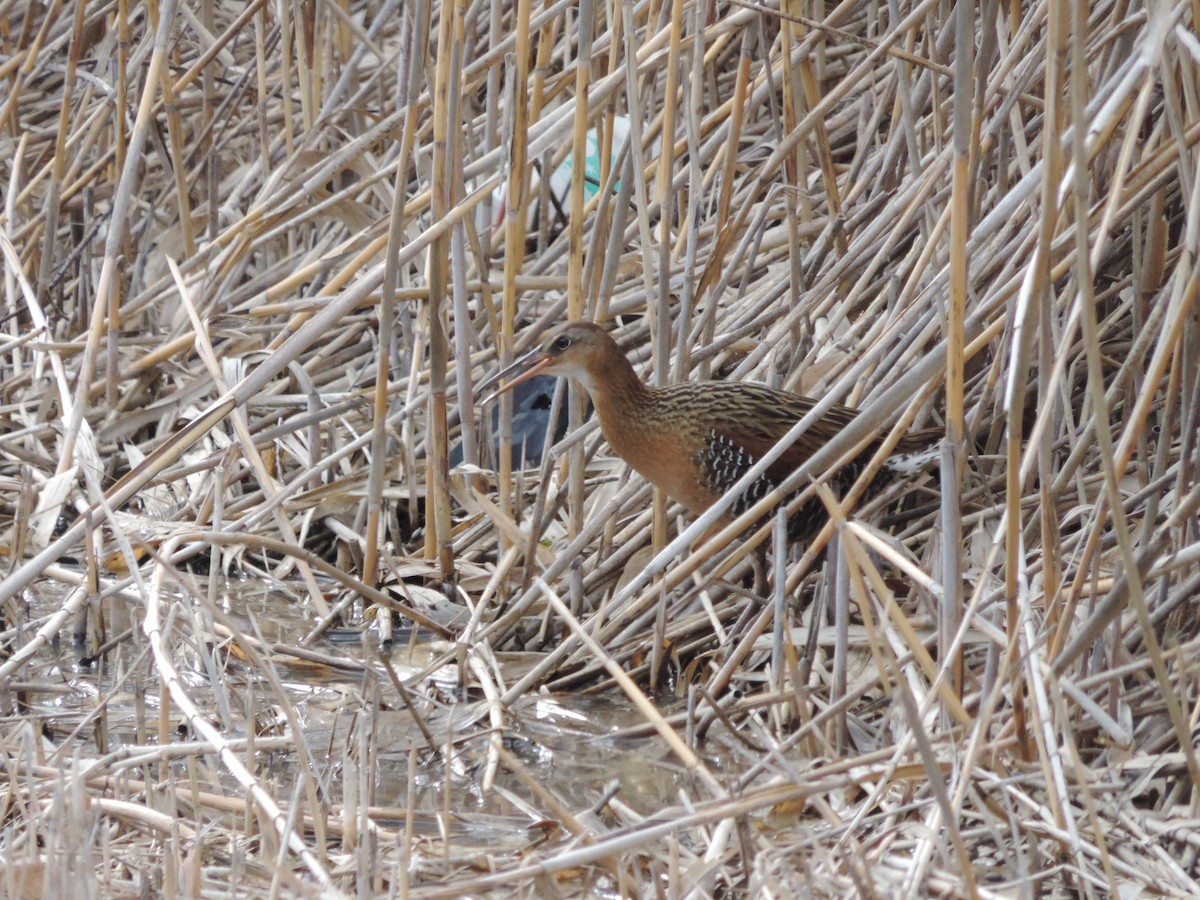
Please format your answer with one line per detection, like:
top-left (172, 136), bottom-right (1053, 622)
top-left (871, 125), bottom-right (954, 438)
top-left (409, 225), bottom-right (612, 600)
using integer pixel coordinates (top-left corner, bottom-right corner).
top-left (598, 416), bottom-right (719, 516)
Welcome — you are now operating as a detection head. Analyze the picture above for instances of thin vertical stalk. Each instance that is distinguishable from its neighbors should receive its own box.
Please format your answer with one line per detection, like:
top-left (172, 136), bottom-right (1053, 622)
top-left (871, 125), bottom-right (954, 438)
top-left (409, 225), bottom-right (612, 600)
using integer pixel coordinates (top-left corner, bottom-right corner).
top-left (1070, 0), bottom-right (1200, 799)
top-left (567, 0), bottom-right (595, 542)
top-left (942, 0), bottom-right (972, 703)
top-left (366, 5), bottom-right (424, 587)
top-left (59, 0), bottom-right (180, 477)
top-left (500, 0), bottom-right (536, 536)
top-left (426, 0), bottom-right (461, 577)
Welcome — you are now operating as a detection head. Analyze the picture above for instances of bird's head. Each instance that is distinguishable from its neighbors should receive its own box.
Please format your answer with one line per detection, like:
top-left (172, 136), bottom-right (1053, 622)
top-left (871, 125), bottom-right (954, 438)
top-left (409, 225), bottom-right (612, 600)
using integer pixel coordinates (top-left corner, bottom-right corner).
top-left (478, 322), bottom-right (616, 402)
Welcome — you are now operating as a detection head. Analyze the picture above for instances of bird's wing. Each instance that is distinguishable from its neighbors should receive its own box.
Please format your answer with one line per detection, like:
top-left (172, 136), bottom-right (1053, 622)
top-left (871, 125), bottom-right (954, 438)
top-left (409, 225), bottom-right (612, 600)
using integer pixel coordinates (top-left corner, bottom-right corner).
top-left (699, 382), bottom-right (861, 470)
top-left (704, 383), bottom-right (941, 460)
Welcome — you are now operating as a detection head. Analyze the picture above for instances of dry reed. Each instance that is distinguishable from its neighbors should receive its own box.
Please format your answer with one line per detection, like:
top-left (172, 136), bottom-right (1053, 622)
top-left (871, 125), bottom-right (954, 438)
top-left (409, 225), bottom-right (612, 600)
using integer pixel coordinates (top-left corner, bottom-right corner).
top-left (2, 0), bottom-right (1199, 895)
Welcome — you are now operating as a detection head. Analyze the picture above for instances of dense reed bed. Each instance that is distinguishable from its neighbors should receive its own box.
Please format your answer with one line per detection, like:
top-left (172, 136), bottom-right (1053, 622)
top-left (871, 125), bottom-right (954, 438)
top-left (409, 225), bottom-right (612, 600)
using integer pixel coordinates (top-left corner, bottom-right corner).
top-left (1, 0), bottom-right (1199, 894)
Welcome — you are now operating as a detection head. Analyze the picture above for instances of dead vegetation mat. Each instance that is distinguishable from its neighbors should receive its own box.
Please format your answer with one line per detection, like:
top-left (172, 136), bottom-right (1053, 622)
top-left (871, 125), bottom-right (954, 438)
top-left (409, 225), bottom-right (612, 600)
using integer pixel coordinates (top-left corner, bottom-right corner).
top-left (1, 0), bottom-right (1199, 895)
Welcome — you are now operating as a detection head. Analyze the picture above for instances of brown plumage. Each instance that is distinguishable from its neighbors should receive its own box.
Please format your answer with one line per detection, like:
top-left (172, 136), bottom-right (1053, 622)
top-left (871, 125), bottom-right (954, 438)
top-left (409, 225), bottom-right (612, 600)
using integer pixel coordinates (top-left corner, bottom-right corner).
top-left (479, 322), bottom-right (937, 539)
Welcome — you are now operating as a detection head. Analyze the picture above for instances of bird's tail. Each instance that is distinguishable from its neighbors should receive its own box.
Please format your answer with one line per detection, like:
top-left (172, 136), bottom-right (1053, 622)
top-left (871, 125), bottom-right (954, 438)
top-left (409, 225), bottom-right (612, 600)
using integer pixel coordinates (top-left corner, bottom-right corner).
top-left (887, 427), bottom-right (987, 475)
top-left (878, 426), bottom-right (938, 475)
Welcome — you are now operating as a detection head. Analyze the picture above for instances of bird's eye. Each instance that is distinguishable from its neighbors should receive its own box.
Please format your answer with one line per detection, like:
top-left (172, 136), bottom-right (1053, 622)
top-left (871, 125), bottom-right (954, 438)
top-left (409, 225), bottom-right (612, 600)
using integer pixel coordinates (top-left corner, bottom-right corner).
top-left (553, 335), bottom-right (572, 352)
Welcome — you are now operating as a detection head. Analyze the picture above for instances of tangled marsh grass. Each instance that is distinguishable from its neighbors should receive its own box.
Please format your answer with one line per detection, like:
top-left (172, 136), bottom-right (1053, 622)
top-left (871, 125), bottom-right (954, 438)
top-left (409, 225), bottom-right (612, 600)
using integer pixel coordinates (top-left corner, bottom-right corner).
top-left (1, 0), bottom-right (1200, 895)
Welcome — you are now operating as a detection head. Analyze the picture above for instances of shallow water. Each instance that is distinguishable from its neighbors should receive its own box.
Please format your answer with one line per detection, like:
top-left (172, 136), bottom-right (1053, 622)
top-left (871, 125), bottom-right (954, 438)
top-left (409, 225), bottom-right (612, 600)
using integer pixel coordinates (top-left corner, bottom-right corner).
top-left (17, 573), bottom-right (714, 893)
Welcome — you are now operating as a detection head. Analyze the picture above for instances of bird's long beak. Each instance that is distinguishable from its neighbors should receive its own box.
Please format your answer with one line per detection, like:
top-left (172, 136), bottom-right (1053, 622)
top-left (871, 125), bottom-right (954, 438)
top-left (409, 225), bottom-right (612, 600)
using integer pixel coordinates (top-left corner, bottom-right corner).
top-left (477, 349), bottom-right (555, 404)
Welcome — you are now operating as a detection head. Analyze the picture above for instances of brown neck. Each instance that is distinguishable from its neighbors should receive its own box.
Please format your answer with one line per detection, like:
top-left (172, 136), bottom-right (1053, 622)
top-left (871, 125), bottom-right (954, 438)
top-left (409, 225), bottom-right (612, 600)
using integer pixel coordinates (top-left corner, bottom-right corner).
top-left (584, 343), bottom-right (651, 429)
